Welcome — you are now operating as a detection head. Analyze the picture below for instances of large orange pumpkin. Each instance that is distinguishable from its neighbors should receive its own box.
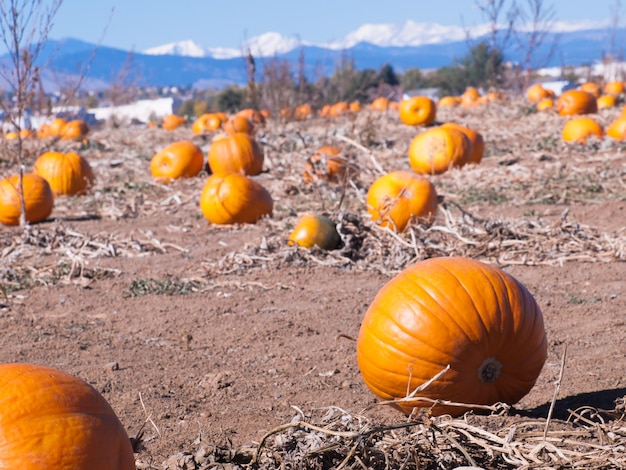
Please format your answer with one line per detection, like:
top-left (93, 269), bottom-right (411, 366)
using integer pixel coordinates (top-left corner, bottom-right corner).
top-left (199, 173), bottom-right (273, 224)
top-left (357, 256), bottom-right (547, 417)
top-left (561, 117), bottom-right (604, 144)
top-left (556, 90), bottom-right (597, 116)
top-left (596, 94), bottom-right (616, 109)
top-left (150, 141), bottom-right (204, 182)
top-left (606, 116), bottom-right (626, 141)
top-left (0, 174), bottom-right (54, 225)
top-left (604, 81), bottom-right (624, 96)
top-left (366, 171), bottom-right (438, 232)
top-left (208, 132), bottom-right (263, 176)
top-left (399, 96), bottom-right (436, 126)
top-left (60, 120), bottom-right (89, 140)
top-left (441, 122), bottom-right (484, 164)
top-left (408, 126), bottom-right (471, 175)
top-left (33, 151), bottom-right (95, 196)
top-left (0, 363), bottom-right (135, 469)
top-left (288, 214), bottom-right (340, 250)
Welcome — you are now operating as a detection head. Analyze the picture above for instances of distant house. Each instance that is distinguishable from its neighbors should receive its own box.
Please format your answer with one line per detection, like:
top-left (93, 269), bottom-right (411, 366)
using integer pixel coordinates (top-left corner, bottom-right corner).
top-left (89, 97), bottom-right (183, 124)
top-left (403, 88), bottom-right (440, 101)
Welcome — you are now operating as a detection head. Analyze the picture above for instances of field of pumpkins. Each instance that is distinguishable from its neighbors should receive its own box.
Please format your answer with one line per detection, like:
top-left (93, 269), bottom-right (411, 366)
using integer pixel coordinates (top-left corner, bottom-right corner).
top-left (0, 86), bottom-right (625, 469)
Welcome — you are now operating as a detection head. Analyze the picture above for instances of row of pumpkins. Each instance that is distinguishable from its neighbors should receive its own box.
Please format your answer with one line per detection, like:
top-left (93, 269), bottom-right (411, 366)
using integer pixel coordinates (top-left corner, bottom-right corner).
top-left (0, 98), bottom-right (553, 468)
top-left (3, 117), bottom-right (90, 141)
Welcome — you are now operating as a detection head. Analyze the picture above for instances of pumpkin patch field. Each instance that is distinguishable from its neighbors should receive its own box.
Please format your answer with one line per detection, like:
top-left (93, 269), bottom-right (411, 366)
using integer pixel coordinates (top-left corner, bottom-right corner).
top-left (1, 98), bottom-right (625, 469)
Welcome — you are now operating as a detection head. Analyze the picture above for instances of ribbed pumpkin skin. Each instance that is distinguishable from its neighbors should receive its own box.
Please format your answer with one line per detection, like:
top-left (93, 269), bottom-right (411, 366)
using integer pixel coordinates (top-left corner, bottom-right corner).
top-left (399, 97), bottom-right (436, 126)
top-left (208, 133), bottom-right (263, 176)
top-left (408, 127), bottom-right (471, 175)
top-left (60, 120), bottom-right (89, 140)
top-left (223, 116), bottom-right (252, 135)
top-left (556, 90), bottom-right (597, 116)
top-left (150, 141), bottom-right (204, 182)
top-left (199, 173), bottom-right (273, 224)
top-left (441, 122), bottom-right (485, 164)
top-left (357, 257), bottom-right (547, 417)
top-left (0, 174), bottom-right (54, 225)
top-left (0, 363), bottom-right (136, 470)
top-left (33, 151), bottom-right (94, 196)
top-left (366, 171), bottom-right (438, 232)
top-left (561, 117), bottom-right (604, 144)
top-left (288, 214), bottom-right (340, 249)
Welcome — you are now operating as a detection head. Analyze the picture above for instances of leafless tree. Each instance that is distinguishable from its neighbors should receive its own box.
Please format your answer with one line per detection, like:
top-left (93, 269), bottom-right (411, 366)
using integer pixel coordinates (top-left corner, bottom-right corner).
top-left (605, 0), bottom-right (624, 80)
top-left (516, 0), bottom-right (559, 90)
top-left (0, 0), bottom-right (63, 227)
top-left (475, 0), bottom-right (520, 87)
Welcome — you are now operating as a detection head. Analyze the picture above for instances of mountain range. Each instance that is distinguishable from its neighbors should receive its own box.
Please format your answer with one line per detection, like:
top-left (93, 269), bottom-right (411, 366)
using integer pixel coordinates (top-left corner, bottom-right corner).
top-left (1, 20), bottom-right (623, 91)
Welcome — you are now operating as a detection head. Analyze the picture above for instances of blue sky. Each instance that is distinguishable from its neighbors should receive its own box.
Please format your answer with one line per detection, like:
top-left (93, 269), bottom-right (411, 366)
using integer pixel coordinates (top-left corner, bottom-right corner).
top-left (50, 0), bottom-right (621, 51)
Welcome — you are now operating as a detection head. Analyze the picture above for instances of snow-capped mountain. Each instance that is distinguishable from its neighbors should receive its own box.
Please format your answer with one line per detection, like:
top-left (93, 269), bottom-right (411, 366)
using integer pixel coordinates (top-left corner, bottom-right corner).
top-left (143, 39), bottom-right (207, 58)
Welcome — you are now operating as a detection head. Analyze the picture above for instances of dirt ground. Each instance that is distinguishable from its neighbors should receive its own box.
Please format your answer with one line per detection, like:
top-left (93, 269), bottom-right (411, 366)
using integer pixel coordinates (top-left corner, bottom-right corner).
top-left (1, 102), bottom-right (625, 468)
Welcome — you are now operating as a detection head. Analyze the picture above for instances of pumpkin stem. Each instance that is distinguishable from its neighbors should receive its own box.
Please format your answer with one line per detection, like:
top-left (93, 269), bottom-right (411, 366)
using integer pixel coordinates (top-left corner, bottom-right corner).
top-left (478, 357), bottom-right (502, 383)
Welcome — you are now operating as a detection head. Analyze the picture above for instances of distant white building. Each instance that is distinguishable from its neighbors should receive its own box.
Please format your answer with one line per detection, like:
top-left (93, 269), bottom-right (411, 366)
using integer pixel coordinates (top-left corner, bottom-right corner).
top-left (89, 97), bottom-right (182, 124)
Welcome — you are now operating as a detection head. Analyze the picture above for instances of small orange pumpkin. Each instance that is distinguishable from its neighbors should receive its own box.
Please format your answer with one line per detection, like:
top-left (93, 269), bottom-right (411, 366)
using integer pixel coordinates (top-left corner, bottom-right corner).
top-left (371, 97), bottom-right (390, 111)
top-left (48, 117), bottom-right (67, 137)
top-left (192, 113), bottom-right (223, 134)
top-left (366, 171), bottom-right (438, 232)
top-left (288, 214), bottom-right (340, 250)
top-left (0, 173), bottom-right (54, 225)
top-left (199, 173), bottom-right (273, 224)
top-left (561, 117), bottom-right (604, 144)
top-left (349, 101), bottom-right (362, 112)
top-left (438, 96), bottom-right (460, 107)
top-left (302, 145), bottom-right (350, 183)
top-left (208, 132), bottom-right (263, 176)
top-left (236, 108), bottom-right (265, 125)
top-left (37, 123), bottom-right (51, 138)
top-left (604, 81), bottom-right (624, 96)
top-left (223, 116), bottom-right (253, 135)
top-left (162, 114), bottom-right (186, 130)
top-left (556, 90), bottom-right (598, 116)
top-left (536, 98), bottom-right (554, 111)
top-left (596, 95), bottom-right (616, 109)
top-left (329, 102), bottom-right (349, 117)
top-left (579, 82), bottom-right (601, 98)
top-left (357, 256), bottom-right (547, 417)
top-left (319, 104), bottom-right (332, 118)
top-left (294, 104), bottom-right (313, 120)
top-left (150, 141), bottom-right (204, 182)
top-left (33, 151), bottom-right (94, 196)
top-left (461, 87), bottom-right (481, 107)
top-left (0, 363), bottom-right (135, 469)
top-left (441, 122), bottom-right (484, 165)
top-left (408, 126), bottom-right (471, 175)
top-left (60, 120), bottom-right (89, 140)
top-left (399, 96), bottom-right (437, 127)
top-left (606, 116), bottom-right (626, 140)
top-left (3, 131), bottom-right (18, 140)
top-left (526, 84), bottom-right (554, 102)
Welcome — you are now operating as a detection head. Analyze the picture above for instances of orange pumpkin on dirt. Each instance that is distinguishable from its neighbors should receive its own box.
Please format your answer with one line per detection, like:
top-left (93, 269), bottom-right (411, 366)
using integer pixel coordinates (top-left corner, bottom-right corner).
top-left (399, 96), bottom-right (437, 127)
top-left (0, 173), bottom-right (54, 226)
top-left (536, 98), bottom-right (554, 111)
top-left (561, 117), bottom-right (604, 144)
top-left (288, 213), bottom-right (341, 250)
top-left (461, 87), bottom-right (481, 107)
top-left (60, 120), bottom-right (89, 140)
top-left (356, 256), bottom-right (547, 417)
top-left (199, 173), bottom-right (273, 224)
top-left (349, 101), bottom-right (362, 112)
top-left (162, 114), bottom-right (186, 130)
top-left (606, 116), bottom-right (626, 141)
top-left (329, 101), bottom-right (349, 117)
top-left (438, 96), bottom-right (460, 107)
top-left (0, 363), bottom-right (135, 469)
top-left (208, 132), bottom-right (263, 176)
top-left (579, 82), bottom-right (601, 98)
top-left (604, 81), bottom-right (624, 96)
top-left (236, 108), bottom-right (265, 125)
top-left (294, 104), bottom-right (313, 120)
top-left (596, 95), bottom-right (616, 109)
top-left (223, 115), bottom-right (253, 135)
top-left (408, 126), bottom-right (471, 175)
top-left (556, 90), bottom-right (597, 116)
top-left (526, 84), bottom-right (554, 103)
top-left (192, 113), bottom-right (223, 134)
top-left (366, 171), bottom-right (438, 232)
top-left (33, 151), bottom-right (94, 196)
top-left (371, 97), bottom-right (390, 111)
top-left (150, 141), bottom-right (205, 182)
top-left (441, 122), bottom-right (484, 165)
top-left (48, 117), bottom-right (67, 137)
top-left (303, 145), bottom-right (351, 183)
top-left (37, 123), bottom-right (51, 138)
